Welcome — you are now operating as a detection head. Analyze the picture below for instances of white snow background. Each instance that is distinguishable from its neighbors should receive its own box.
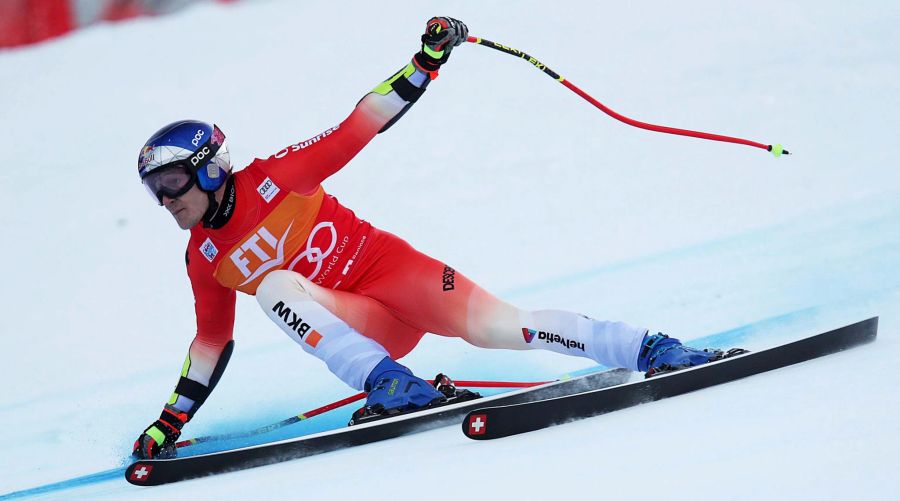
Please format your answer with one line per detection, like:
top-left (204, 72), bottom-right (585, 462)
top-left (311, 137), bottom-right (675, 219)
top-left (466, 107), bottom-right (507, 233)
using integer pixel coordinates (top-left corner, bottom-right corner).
top-left (1, 0), bottom-right (898, 499)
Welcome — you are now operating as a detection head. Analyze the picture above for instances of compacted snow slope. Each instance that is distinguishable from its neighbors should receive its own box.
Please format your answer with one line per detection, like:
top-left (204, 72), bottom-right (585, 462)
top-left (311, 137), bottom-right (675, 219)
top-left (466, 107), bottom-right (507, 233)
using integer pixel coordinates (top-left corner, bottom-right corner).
top-left (1, 1), bottom-right (897, 499)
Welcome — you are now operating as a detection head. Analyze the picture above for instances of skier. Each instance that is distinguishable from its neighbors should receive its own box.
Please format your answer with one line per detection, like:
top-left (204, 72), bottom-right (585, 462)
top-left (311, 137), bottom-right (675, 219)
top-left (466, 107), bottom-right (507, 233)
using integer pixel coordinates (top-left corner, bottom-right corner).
top-left (133, 17), bottom-right (726, 459)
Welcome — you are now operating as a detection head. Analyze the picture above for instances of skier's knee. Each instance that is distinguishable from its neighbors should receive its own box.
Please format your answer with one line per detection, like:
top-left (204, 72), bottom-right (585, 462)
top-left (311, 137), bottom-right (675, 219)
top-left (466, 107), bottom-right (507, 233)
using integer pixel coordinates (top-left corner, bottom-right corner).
top-left (256, 270), bottom-right (314, 309)
top-left (466, 315), bottom-right (520, 350)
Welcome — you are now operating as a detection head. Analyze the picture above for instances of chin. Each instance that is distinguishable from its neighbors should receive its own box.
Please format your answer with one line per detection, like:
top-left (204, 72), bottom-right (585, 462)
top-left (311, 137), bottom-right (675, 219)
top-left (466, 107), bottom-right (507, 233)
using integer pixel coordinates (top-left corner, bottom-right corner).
top-left (174, 213), bottom-right (200, 230)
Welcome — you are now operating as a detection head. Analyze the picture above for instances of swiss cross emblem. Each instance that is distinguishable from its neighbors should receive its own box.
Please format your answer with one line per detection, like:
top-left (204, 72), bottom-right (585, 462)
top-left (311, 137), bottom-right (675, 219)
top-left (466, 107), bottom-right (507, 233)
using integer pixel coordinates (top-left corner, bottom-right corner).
top-left (469, 414), bottom-right (487, 435)
top-left (129, 464), bottom-right (153, 482)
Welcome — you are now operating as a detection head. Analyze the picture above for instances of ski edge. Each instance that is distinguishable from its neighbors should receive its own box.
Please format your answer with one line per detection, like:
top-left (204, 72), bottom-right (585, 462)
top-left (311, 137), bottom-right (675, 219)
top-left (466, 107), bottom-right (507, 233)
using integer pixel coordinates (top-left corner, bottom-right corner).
top-left (461, 317), bottom-right (878, 440)
top-left (125, 367), bottom-right (632, 486)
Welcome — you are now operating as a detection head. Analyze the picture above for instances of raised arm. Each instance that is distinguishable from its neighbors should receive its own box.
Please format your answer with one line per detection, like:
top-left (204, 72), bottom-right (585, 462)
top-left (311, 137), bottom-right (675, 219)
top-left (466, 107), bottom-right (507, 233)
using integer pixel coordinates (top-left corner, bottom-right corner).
top-left (258, 17), bottom-right (469, 194)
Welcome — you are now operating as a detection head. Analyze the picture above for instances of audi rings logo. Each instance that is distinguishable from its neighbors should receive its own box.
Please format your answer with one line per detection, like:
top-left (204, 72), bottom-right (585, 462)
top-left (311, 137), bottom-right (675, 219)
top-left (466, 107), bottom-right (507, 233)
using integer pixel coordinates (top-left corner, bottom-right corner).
top-left (288, 222), bottom-right (338, 279)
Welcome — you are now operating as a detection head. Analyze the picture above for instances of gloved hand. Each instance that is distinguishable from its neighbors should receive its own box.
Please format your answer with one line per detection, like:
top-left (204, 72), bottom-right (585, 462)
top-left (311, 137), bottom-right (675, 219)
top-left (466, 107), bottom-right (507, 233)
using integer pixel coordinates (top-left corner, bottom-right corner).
top-left (132, 407), bottom-right (188, 459)
top-left (414, 16), bottom-right (469, 72)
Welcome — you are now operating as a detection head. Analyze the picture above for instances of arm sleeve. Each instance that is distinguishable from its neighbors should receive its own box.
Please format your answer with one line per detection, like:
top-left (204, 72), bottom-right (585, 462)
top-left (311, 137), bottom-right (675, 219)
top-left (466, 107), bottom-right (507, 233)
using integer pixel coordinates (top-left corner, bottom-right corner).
top-left (164, 246), bottom-right (238, 419)
top-left (258, 57), bottom-right (437, 194)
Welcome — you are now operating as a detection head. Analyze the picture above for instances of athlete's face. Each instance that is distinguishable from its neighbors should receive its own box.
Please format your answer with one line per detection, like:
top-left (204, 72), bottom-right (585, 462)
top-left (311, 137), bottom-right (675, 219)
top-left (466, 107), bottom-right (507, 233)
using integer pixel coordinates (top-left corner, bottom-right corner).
top-left (162, 184), bottom-right (208, 230)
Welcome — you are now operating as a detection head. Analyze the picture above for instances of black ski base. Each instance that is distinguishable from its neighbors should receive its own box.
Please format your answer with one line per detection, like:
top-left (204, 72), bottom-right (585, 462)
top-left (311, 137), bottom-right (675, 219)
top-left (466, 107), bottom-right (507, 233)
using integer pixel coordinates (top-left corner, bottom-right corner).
top-left (462, 317), bottom-right (878, 440)
top-left (125, 367), bottom-right (632, 486)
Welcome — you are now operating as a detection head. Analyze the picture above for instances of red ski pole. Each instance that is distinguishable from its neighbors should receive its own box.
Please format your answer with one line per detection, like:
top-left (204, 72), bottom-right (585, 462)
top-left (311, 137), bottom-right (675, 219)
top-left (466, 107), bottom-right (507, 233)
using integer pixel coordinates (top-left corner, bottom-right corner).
top-left (174, 392), bottom-right (367, 448)
top-left (467, 36), bottom-right (789, 157)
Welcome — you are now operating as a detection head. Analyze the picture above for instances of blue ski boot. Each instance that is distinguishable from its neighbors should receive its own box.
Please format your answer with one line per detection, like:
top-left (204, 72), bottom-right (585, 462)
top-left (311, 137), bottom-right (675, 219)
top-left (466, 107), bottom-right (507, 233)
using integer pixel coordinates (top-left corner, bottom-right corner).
top-left (637, 332), bottom-right (729, 377)
top-left (351, 357), bottom-right (445, 424)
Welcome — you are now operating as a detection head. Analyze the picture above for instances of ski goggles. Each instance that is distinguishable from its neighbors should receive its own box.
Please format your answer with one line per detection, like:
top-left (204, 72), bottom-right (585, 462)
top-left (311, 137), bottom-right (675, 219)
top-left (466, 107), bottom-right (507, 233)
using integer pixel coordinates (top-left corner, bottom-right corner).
top-left (142, 163), bottom-right (197, 205)
top-left (141, 125), bottom-right (226, 205)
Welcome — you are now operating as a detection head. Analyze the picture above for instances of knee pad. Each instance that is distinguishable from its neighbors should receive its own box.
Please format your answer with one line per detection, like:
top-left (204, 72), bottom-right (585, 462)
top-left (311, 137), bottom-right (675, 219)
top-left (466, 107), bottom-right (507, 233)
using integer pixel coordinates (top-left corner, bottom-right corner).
top-left (255, 270), bottom-right (388, 390)
top-left (256, 270), bottom-right (312, 308)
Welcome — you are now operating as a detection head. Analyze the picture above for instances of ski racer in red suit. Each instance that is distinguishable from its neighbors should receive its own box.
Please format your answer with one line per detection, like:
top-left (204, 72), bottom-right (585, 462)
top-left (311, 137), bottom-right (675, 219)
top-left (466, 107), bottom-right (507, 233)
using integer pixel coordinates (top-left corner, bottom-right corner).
top-left (132, 17), bottom-right (725, 459)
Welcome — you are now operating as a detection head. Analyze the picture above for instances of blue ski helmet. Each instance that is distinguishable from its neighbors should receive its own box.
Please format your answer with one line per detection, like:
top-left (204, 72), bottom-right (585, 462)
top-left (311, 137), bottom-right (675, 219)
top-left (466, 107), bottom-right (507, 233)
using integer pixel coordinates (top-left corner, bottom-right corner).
top-left (138, 120), bottom-right (231, 204)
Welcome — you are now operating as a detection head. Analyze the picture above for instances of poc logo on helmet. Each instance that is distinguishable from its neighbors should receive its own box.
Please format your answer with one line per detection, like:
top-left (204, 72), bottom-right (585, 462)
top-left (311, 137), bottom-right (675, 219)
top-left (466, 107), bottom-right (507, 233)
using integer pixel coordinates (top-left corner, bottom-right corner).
top-left (192, 129), bottom-right (205, 147)
top-left (191, 146), bottom-right (211, 166)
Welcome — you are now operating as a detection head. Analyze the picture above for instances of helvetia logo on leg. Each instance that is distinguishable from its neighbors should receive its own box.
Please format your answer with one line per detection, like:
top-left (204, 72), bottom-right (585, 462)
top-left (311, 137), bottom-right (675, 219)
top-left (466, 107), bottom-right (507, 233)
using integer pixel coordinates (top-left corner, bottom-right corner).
top-left (521, 328), bottom-right (585, 352)
top-left (522, 328), bottom-right (537, 343)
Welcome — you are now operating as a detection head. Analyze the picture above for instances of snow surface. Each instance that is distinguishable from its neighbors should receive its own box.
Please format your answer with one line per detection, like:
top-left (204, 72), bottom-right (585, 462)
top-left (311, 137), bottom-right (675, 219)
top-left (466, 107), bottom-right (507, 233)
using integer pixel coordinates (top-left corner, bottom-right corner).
top-left (1, 0), bottom-right (898, 499)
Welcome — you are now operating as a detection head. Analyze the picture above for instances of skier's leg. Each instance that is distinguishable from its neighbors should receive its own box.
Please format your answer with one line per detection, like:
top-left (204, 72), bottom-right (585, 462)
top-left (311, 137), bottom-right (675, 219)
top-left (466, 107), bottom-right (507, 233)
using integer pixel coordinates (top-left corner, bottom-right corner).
top-left (255, 269), bottom-right (432, 389)
top-left (354, 233), bottom-right (648, 371)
